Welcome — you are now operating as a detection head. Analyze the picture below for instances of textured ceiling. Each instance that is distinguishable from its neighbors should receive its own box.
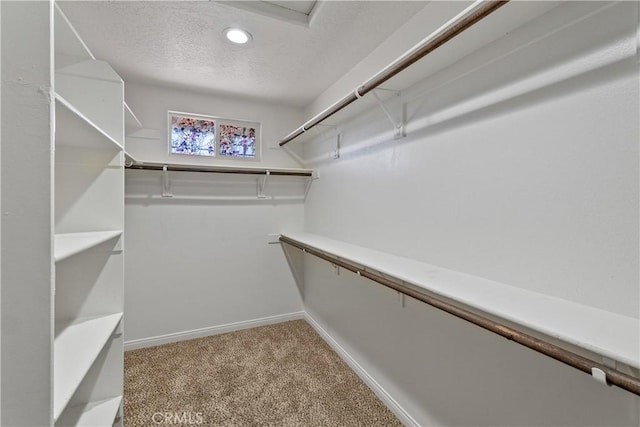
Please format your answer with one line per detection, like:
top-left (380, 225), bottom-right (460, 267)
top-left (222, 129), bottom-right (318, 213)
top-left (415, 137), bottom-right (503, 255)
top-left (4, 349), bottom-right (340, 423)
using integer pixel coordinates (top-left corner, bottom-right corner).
top-left (58, 1), bottom-right (427, 107)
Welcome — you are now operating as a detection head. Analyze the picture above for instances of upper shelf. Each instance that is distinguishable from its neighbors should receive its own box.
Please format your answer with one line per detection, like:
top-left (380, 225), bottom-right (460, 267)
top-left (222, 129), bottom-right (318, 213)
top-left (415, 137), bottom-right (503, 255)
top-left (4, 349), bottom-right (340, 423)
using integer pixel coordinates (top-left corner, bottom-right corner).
top-left (280, 232), bottom-right (640, 370)
top-left (55, 60), bottom-right (125, 147)
top-left (278, 1), bottom-right (561, 146)
top-left (126, 159), bottom-right (315, 177)
top-left (56, 3), bottom-right (137, 149)
top-left (55, 94), bottom-right (123, 151)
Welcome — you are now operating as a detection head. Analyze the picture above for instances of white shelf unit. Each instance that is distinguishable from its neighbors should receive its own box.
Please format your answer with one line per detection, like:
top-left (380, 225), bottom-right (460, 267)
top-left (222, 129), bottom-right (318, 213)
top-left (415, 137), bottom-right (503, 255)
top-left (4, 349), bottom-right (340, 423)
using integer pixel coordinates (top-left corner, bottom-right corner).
top-left (281, 232), bottom-right (640, 371)
top-left (53, 3), bottom-right (127, 426)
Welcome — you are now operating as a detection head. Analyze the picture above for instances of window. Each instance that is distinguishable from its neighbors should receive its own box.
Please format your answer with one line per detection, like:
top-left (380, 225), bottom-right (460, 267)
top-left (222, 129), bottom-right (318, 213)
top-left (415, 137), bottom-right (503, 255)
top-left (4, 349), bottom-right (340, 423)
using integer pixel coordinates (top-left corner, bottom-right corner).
top-left (168, 111), bottom-right (260, 160)
top-left (219, 123), bottom-right (257, 158)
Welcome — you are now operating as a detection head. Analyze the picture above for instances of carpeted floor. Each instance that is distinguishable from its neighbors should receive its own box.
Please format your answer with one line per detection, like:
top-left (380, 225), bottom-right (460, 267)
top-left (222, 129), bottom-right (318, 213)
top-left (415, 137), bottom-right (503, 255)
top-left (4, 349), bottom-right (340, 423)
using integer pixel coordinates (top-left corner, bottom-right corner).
top-left (124, 319), bottom-right (402, 426)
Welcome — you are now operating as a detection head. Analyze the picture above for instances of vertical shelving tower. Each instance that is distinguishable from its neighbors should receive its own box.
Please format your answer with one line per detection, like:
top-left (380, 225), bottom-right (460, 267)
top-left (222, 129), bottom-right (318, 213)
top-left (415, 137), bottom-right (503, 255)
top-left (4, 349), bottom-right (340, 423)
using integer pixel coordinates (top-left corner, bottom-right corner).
top-left (52, 3), bottom-right (126, 426)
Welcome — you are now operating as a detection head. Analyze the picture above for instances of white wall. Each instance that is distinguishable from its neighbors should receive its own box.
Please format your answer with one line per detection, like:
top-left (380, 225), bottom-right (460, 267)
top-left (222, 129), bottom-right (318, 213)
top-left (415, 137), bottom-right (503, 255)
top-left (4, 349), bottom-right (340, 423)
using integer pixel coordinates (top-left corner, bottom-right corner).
top-left (123, 82), bottom-right (306, 344)
top-left (1, 1), bottom-right (52, 425)
top-left (301, 2), bottom-right (640, 425)
top-left (125, 81), bottom-right (304, 167)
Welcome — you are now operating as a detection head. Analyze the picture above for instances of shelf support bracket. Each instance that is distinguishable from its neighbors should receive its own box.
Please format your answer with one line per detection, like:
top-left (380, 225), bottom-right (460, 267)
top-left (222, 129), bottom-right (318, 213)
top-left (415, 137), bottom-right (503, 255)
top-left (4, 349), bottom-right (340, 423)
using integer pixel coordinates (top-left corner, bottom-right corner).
top-left (332, 263), bottom-right (340, 276)
top-left (257, 170), bottom-right (270, 199)
top-left (161, 165), bottom-right (173, 198)
top-left (304, 170), bottom-right (320, 200)
top-left (372, 88), bottom-right (405, 140)
top-left (332, 132), bottom-right (342, 159)
top-left (315, 124), bottom-right (341, 159)
top-left (397, 292), bottom-right (406, 308)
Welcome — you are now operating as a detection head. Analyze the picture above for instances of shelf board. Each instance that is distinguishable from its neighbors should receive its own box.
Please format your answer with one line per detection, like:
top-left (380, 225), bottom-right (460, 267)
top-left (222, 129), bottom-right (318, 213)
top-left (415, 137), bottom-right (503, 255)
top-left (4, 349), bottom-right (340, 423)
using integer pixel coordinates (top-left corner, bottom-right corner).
top-left (54, 231), bottom-right (123, 262)
top-left (281, 232), bottom-right (640, 369)
top-left (53, 313), bottom-right (123, 421)
top-left (55, 94), bottom-right (124, 151)
top-left (56, 396), bottom-right (122, 427)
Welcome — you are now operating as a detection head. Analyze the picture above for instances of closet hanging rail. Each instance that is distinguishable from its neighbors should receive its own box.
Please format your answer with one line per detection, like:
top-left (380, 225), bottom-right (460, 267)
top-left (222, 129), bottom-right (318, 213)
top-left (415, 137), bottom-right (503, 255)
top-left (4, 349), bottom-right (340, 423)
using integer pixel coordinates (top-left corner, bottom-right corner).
top-left (279, 235), bottom-right (640, 397)
top-left (279, 0), bottom-right (508, 147)
top-left (126, 161), bottom-right (313, 177)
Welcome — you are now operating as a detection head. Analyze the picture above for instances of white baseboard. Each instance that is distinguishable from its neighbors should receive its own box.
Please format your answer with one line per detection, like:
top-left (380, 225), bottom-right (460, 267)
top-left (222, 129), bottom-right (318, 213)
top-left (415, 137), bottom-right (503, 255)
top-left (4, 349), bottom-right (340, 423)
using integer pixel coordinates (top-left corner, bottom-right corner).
top-left (303, 312), bottom-right (420, 427)
top-left (124, 311), bottom-right (305, 351)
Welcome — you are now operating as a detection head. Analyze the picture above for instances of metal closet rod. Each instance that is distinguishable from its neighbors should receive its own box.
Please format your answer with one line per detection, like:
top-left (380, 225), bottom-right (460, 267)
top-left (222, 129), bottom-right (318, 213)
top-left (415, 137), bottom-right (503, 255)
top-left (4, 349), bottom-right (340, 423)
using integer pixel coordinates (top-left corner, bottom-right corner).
top-left (279, 236), bottom-right (640, 397)
top-left (279, 0), bottom-right (509, 147)
top-left (126, 162), bottom-right (313, 177)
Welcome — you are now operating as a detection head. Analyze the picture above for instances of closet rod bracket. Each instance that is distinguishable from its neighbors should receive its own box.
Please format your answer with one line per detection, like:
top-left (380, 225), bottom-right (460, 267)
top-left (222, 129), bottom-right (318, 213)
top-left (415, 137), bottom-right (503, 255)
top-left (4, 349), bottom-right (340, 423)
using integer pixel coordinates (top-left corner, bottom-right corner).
top-left (333, 132), bottom-right (342, 159)
top-left (372, 88), bottom-right (405, 140)
top-left (332, 263), bottom-right (340, 276)
top-left (257, 170), bottom-right (270, 199)
top-left (398, 292), bottom-right (406, 308)
top-left (162, 165), bottom-right (173, 198)
top-left (304, 170), bottom-right (320, 200)
top-left (591, 367), bottom-right (609, 386)
top-left (315, 124), bottom-right (341, 159)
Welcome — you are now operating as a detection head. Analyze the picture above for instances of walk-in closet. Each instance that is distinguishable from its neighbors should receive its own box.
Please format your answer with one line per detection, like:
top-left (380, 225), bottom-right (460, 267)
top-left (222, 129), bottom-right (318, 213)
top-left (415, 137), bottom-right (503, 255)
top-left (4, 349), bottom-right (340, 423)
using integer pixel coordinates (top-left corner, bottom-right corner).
top-left (1, 1), bottom-right (639, 426)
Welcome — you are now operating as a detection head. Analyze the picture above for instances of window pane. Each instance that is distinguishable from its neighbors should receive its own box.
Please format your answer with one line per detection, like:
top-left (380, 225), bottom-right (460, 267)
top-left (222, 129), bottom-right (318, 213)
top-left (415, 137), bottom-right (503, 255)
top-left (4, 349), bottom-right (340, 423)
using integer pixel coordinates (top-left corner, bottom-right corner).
top-left (169, 114), bottom-right (216, 157)
top-left (219, 124), bottom-right (256, 158)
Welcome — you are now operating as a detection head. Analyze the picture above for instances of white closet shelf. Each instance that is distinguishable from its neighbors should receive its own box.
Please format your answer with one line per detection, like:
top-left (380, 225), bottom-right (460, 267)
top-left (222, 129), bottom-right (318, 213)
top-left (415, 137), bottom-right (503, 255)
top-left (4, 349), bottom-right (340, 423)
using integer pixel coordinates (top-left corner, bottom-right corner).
top-left (126, 160), bottom-right (314, 177)
top-left (55, 94), bottom-right (124, 151)
top-left (56, 396), bottom-right (122, 427)
top-left (54, 231), bottom-right (123, 262)
top-left (281, 232), bottom-right (640, 369)
top-left (53, 313), bottom-right (123, 421)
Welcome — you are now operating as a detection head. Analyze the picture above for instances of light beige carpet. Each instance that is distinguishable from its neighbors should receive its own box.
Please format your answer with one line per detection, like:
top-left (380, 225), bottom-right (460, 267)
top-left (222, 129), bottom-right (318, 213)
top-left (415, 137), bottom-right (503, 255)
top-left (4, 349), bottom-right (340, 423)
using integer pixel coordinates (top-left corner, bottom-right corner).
top-left (124, 319), bottom-right (403, 426)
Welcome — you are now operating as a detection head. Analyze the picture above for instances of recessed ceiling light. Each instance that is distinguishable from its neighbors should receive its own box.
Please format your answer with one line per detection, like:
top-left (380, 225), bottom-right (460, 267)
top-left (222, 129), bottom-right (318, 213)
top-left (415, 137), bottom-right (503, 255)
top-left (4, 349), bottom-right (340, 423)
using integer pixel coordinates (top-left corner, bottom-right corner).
top-left (224, 28), bottom-right (252, 45)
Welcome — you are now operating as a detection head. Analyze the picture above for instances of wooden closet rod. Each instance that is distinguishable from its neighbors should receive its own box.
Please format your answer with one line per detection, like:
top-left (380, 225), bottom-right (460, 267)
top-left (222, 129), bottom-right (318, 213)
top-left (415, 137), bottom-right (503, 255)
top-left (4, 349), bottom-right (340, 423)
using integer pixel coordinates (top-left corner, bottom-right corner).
top-left (279, 0), bottom-right (509, 147)
top-left (279, 235), bottom-right (640, 396)
top-left (126, 162), bottom-right (313, 177)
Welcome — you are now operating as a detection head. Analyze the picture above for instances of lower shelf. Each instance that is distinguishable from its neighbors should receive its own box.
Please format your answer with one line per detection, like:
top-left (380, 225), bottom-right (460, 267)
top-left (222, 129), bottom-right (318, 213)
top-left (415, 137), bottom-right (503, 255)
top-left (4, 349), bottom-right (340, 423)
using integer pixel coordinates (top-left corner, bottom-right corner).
top-left (54, 313), bottom-right (123, 421)
top-left (56, 396), bottom-right (122, 427)
top-left (280, 233), bottom-right (639, 369)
